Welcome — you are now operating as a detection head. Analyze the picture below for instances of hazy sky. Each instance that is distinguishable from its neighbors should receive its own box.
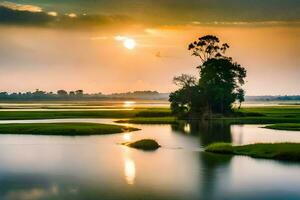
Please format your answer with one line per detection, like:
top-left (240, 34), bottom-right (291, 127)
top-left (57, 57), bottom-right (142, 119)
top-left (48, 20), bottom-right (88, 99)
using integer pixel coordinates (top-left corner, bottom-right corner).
top-left (0, 0), bottom-right (299, 95)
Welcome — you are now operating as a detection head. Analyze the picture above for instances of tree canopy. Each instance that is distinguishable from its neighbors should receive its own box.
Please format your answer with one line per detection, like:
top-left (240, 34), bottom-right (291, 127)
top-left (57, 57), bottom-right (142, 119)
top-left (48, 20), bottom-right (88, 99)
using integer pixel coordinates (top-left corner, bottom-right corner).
top-left (169, 35), bottom-right (246, 118)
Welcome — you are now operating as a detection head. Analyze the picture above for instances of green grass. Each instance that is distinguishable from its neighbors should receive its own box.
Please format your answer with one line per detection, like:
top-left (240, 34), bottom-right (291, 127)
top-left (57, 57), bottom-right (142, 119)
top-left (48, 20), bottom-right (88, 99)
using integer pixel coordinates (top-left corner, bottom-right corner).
top-left (0, 106), bottom-right (300, 126)
top-left (205, 143), bottom-right (300, 161)
top-left (0, 108), bottom-right (172, 120)
top-left (123, 139), bottom-right (161, 150)
top-left (115, 117), bottom-right (178, 124)
top-left (264, 123), bottom-right (300, 131)
top-left (0, 123), bottom-right (139, 136)
top-left (217, 106), bottom-right (300, 125)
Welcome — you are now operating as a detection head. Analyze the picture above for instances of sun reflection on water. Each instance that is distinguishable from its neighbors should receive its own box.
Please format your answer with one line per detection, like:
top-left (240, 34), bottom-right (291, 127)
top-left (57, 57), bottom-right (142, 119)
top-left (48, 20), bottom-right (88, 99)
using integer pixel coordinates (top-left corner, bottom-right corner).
top-left (122, 133), bottom-right (132, 141)
top-left (183, 124), bottom-right (191, 134)
top-left (123, 101), bottom-right (136, 108)
top-left (124, 158), bottom-right (136, 185)
top-left (123, 148), bottom-right (136, 185)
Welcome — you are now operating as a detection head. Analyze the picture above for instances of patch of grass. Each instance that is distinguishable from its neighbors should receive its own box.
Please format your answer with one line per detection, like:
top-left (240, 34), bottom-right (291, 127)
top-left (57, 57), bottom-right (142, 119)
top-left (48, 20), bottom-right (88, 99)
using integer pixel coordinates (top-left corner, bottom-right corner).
top-left (0, 123), bottom-right (139, 136)
top-left (205, 143), bottom-right (300, 161)
top-left (135, 109), bottom-right (172, 117)
top-left (0, 108), bottom-right (171, 120)
top-left (115, 117), bottom-right (178, 124)
top-left (264, 123), bottom-right (300, 131)
top-left (215, 106), bottom-right (300, 125)
top-left (0, 110), bottom-right (137, 120)
top-left (123, 139), bottom-right (161, 150)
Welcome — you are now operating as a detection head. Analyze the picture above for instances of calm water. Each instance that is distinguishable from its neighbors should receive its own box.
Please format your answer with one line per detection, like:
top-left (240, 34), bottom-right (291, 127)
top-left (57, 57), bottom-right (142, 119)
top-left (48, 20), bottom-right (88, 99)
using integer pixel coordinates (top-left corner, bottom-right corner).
top-left (0, 119), bottom-right (300, 200)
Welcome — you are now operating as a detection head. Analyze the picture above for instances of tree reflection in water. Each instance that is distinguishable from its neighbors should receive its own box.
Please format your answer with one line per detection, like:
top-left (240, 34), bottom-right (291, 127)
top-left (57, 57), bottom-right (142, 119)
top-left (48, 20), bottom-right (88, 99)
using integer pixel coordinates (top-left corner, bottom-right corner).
top-left (171, 120), bottom-right (232, 147)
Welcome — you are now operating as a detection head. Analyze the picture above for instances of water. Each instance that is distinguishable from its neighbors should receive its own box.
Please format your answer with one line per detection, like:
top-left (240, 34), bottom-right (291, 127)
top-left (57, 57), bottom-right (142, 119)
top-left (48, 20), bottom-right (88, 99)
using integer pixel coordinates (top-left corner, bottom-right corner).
top-left (0, 119), bottom-right (300, 200)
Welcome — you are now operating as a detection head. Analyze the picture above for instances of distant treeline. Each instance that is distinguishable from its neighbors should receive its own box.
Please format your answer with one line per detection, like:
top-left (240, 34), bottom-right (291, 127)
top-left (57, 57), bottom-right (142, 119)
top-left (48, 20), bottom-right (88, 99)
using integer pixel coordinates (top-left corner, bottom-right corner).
top-left (0, 90), bottom-right (298, 101)
top-left (245, 96), bottom-right (300, 101)
top-left (0, 90), bottom-right (169, 101)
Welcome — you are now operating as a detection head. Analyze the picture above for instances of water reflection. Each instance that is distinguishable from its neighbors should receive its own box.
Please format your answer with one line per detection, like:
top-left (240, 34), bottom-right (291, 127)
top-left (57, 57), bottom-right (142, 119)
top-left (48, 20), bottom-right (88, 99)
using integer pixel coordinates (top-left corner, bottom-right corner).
top-left (199, 152), bottom-right (232, 200)
top-left (0, 118), bottom-right (299, 199)
top-left (231, 124), bottom-right (300, 145)
top-left (172, 120), bottom-right (232, 147)
top-left (124, 158), bottom-right (136, 185)
top-left (123, 101), bottom-right (136, 108)
top-left (122, 133), bottom-right (132, 142)
top-left (123, 148), bottom-right (136, 185)
top-left (172, 120), bottom-right (300, 146)
top-left (5, 185), bottom-right (59, 200)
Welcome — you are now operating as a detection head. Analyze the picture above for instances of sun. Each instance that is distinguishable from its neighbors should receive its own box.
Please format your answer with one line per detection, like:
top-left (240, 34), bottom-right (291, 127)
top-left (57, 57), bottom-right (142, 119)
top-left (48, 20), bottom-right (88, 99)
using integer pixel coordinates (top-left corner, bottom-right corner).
top-left (123, 38), bottom-right (136, 50)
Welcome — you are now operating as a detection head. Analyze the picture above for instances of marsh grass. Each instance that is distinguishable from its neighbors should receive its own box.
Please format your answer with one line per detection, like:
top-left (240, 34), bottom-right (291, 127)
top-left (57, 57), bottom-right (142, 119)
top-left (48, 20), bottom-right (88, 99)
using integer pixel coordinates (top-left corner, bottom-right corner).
top-left (0, 123), bottom-right (139, 136)
top-left (205, 143), bottom-right (300, 161)
top-left (1, 106), bottom-right (300, 126)
top-left (214, 106), bottom-right (300, 125)
top-left (0, 108), bottom-right (172, 120)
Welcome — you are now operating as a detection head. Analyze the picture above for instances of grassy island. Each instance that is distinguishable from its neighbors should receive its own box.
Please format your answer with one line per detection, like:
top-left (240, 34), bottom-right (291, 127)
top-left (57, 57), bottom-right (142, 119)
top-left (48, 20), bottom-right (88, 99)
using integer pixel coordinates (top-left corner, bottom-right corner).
top-left (0, 123), bottom-right (139, 136)
top-left (205, 143), bottom-right (300, 161)
top-left (264, 123), bottom-right (300, 131)
top-left (123, 139), bottom-right (161, 150)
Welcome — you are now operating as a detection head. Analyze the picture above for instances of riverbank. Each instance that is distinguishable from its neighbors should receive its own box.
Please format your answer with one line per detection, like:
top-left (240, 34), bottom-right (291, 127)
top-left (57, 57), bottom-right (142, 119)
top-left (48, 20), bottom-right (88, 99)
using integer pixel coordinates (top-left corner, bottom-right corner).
top-left (0, 123), bottom-right (139, 136)
top-left (205, 143), bottom-right (300, 161)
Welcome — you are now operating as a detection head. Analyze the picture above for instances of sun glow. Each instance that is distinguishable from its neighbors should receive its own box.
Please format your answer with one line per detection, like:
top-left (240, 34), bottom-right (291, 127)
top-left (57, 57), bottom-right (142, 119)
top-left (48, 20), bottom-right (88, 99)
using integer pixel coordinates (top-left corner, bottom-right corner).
top-left (115, 36), bottom-right (136, 50)
top-left (123, 101), bottom-right (136, 107)
top-left (123, 133), bottom-right (132, 141)
top-left (123, 38), bottom-right (136, 50)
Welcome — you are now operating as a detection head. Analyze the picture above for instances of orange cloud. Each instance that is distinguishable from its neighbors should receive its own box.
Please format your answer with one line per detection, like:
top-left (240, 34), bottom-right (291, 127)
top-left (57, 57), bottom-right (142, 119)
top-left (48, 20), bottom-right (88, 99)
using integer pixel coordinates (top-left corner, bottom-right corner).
top-left (0, 1), bottom-right (42, 12)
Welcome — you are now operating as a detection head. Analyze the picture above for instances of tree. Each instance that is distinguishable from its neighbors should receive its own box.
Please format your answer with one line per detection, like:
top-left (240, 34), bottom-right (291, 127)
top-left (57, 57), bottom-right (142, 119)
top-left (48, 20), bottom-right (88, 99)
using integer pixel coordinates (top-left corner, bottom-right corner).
top-left (57, 90), bottom-right (68, 96)
top-left (199, 58), bottom-right (246, 113)
top-left (169, 35), bottom-right (246, 118)
top-left (169, 75), bottom-right (205, 118)
top-left (188, 35), bottom-right (230, 64)
top-left (173, 74), bottom-right (197, 88)
top-left (236, 88), bottom-right (245, 109)
top-left (75, 90), bottom-right (84, 96)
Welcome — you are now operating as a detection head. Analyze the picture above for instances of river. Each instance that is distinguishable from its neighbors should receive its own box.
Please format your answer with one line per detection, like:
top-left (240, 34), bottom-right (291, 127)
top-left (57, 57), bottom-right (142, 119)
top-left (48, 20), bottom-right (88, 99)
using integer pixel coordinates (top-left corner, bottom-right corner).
top-left (0, 118), bottom-right (299, 200)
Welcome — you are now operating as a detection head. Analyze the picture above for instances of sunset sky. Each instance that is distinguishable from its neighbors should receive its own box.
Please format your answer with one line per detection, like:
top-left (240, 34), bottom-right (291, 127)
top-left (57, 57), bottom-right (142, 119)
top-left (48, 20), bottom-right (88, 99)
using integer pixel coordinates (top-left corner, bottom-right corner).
top-left (0, 0), bottom-right (299, 95)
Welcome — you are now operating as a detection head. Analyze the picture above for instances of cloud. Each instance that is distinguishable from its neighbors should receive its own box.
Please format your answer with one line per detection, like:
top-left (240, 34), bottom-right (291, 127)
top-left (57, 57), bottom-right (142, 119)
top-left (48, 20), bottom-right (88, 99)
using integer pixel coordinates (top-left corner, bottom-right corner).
top-left (0, 5), bottom-right (52, 26)
top-left (189, 20), bottom-right (300, 27)
top-left (47, 11), bottom-right (57, 17)
top-left (66, 13), bottom-right (77, 18)
top-left (0, 1), bottom-right (42, 12)
top-left (0, 2), bottom-right (135, 28)
top-left (0, 0), bottom-right (299, 28)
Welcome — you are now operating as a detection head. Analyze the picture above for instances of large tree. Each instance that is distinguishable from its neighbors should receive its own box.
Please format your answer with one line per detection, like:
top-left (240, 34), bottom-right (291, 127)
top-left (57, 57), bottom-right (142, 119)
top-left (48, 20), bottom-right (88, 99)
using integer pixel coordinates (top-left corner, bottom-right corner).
top-left (169, 35), bottom-right (246, 118)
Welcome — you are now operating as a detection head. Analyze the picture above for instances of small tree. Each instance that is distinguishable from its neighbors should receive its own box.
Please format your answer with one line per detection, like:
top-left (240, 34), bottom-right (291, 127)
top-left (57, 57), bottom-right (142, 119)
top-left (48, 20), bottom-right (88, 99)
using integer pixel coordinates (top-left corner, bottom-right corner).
top-left (236, 88), bottom-right (245, 109)
top-left (173, 74), bottom-right (197, 88)
top-left (169, 74), bottom-right (197, 118)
